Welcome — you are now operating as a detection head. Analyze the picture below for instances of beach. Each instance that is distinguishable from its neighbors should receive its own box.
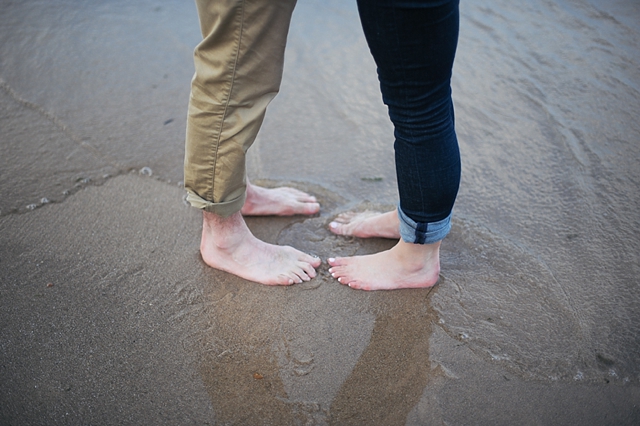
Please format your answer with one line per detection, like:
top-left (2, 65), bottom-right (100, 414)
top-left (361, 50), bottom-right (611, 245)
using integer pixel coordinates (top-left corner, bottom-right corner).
top-left (1, 0), bottom-right (639, 424)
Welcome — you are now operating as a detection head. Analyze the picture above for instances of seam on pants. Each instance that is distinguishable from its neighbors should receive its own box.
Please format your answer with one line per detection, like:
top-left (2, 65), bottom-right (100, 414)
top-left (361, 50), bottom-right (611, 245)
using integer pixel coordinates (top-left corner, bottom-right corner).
top-left (209, 0), bottom-right (246, 203)
top-left (415, 221), bottom-right (428, 244)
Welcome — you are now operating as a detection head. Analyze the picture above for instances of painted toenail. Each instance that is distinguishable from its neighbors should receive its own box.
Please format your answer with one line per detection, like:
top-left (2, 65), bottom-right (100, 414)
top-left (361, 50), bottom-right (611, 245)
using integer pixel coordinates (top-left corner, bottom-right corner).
top-left (328, 258), bottom-right (335, 263)
top-left (330, 222), bottom-right (338, 228)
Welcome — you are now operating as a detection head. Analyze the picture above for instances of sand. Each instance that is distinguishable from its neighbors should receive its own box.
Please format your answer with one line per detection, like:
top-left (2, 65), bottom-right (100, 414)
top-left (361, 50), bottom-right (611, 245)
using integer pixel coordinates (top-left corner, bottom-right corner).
top-left (1, 0), bottom-right (639, 424)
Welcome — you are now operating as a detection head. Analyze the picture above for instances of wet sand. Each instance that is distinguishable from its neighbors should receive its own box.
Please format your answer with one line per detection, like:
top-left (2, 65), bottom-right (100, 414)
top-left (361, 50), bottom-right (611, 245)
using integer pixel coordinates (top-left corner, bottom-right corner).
top-left (1, 0), bottom-right (639, 424)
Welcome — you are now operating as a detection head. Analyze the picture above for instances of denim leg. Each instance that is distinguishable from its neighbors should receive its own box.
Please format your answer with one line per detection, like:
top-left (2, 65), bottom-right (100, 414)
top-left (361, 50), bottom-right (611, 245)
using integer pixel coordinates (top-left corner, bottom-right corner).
top-left (398, 206), bottom-right (452, 245)
top-left (356, 0), bottom-right (461, 243)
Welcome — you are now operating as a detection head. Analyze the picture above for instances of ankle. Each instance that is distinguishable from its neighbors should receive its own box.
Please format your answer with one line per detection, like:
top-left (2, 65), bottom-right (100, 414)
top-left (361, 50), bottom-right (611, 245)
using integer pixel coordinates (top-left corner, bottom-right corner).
top-left (201, 211), bottom-right (248, 251)
top-left (395, 240), bottom-right (441, 272)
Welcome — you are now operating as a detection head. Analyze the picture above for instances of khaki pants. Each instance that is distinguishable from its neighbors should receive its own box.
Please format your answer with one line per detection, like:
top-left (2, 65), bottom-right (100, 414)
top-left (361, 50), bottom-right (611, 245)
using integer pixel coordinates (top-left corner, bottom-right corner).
top-left (184, 0), bottom-right (297, 217)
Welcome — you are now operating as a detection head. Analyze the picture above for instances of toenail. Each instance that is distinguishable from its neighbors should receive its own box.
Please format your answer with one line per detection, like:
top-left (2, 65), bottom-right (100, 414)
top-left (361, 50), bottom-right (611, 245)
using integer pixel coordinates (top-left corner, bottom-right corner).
top-left (328, 258), bottom-right (335, 263)
top-left (330, 222), bottom-right (338, 228)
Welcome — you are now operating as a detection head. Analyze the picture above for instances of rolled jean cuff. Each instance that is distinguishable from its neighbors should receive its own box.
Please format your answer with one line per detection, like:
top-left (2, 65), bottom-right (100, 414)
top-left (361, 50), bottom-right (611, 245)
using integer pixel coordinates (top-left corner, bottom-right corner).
top-left (397, 206), bottom-right (452, 245)
top-left (186, 190), bottom-right (246, 218)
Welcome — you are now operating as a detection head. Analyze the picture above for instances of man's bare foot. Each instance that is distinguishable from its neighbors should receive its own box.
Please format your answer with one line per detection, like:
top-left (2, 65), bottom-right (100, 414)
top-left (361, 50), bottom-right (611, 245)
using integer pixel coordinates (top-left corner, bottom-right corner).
top-left (240, 182), bottom-right (320, 216)
top-left (328, 210), bottom-right (400, 239)
top-left (327, 240), bottom-right (441, 291)
top-left (200, 211), bottom-right (321, 285)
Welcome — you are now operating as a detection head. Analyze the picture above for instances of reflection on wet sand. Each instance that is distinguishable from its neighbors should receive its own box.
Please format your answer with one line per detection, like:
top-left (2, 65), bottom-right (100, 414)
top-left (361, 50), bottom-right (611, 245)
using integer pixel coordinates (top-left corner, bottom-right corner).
top-left (329, 295), bottom-right (435, 425)
top-left (196, 273), bottom-right (296, 424)
top-left (193, 195), bottom-right (439, 424)
top-left (191, 177), bottom-right (640, 423)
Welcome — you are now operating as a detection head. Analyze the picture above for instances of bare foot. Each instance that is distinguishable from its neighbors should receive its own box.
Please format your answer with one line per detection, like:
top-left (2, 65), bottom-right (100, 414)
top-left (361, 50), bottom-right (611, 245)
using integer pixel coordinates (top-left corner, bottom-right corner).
top-left (327, 240), bottom-right (441, 291)
top-left (240, 182), bottom-right (320, 216)
top-left (328, 210), bottom-right (400, 239)
top-left (200, 211), bottom-right (321, 285)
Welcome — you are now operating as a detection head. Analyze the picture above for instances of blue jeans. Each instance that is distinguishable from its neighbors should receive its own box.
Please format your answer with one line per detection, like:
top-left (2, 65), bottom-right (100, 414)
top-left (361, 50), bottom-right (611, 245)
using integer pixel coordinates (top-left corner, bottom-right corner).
top-left (357, 0), bottom-right (461, 244)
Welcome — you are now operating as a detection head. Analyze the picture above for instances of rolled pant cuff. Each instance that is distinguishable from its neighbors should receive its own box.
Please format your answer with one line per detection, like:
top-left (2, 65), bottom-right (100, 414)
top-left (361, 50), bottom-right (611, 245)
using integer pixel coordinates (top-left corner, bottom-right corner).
top-left (398, 206), bottom-right (452, 245)
top-left (186, 190), bottom-right (246, 218)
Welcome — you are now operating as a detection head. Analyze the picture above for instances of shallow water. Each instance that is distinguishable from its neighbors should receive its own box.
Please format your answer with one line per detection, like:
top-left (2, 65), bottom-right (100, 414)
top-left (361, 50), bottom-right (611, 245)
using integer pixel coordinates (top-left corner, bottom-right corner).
top-left (445, 0), bottom-right (640, 384)
top-left (261, 0), bottom-right (640, 385)
top-left (1, 0), bottom-right (639, 422)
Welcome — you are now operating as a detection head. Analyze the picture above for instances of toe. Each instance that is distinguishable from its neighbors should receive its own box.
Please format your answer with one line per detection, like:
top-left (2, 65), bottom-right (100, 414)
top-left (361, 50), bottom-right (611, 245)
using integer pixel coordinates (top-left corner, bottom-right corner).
top-left (328, 222), bottom-right (342, 234)
top-left (290, 261), bottom-right (312, 281)
top-left (327, 257), bottom-right (346, 267)
top-left (301, 252), bottom-right (321, 268)
top-left (330, 265), bottom-right (349, 280)
top-left (278, 275), bottom-right (295, 285)
top-left (296, 265), bottom-right (313, 282)
top-left (300, 262), bottom-right (317, 279)
top-left (298, 274), bottom-right (310, 283)
top-left (303, 202), bottom-right (320, 215)
top-left (334, 212), bottom-right (354, 223)
top-left (337, 276), bottom-right (351, 286)
top-left (348, 281), bottom-right (366, 290)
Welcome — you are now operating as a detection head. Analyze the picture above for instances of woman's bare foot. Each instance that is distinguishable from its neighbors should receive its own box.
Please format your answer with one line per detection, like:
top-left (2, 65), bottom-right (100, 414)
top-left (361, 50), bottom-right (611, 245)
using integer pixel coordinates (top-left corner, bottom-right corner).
top-left (240, 182), bottom-right (320, 216)
top-left (327, 240), bottom-right (441, 291)
top-left (201, 211), bottom-right (321, 285)
top-left (328, 210), bottom-right (400, 239)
